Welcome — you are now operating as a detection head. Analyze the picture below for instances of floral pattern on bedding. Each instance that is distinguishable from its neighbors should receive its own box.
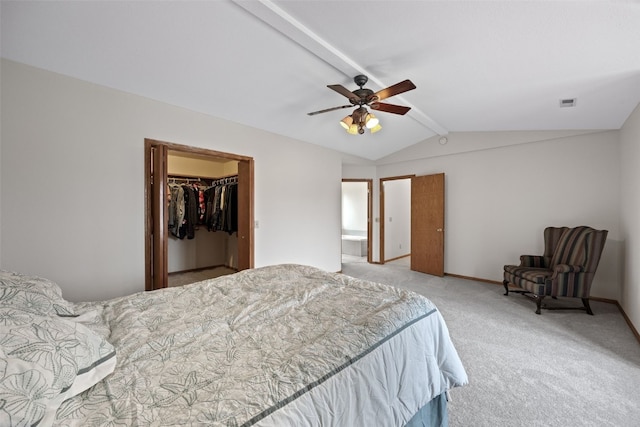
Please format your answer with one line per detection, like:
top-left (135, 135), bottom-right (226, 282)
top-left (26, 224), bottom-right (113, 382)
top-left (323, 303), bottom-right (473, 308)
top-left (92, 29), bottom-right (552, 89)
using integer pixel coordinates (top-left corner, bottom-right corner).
top-left (54, 264), bottom-right (440, 426)
top-left (0, 270), bottom-right (76, 317)
top-left (0, 310), bottom-right (116, 427)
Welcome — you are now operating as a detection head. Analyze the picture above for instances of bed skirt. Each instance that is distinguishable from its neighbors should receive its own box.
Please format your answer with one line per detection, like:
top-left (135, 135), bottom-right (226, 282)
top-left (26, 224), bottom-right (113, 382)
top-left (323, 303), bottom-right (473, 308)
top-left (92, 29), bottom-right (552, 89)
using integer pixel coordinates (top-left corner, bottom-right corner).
top-left (405, 392), bottom-right (448, 427)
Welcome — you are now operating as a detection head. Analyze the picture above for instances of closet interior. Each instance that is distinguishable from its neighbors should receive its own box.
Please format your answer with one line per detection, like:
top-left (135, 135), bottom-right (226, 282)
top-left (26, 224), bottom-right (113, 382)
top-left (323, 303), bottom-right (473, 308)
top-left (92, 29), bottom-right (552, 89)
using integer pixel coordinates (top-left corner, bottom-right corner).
top-left (167, 150), bottom-right (239, 286)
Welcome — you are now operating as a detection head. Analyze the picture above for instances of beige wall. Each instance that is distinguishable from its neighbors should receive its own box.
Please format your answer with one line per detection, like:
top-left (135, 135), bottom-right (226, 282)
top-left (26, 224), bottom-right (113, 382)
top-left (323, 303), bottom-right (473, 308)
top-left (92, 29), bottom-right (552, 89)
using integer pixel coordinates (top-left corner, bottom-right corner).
top-left (347, 120), bottom-right (640, 334)
top-left (0, 59), bottom-right (343, 301)
top-left (346, 130), bottom-right (622, 301)
top-left (620, 103), bottom-right (640, 333)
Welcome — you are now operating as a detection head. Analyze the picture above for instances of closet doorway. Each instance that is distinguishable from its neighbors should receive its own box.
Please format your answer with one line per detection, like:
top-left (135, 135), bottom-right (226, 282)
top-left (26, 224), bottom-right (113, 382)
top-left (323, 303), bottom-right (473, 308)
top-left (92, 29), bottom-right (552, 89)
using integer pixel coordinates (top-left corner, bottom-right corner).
top-left (144, 139), bottom-right (254, 291)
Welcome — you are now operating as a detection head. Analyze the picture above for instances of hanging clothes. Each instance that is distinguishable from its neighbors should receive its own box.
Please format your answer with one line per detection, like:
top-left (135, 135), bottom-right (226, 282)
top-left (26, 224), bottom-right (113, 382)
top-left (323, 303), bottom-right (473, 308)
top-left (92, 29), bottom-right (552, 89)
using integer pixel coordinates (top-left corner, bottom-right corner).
top-left (224, 182), bottom-right (238, 234)
top-left (204, 176), bottom-right (238, 234)
top-left (180, 185), bottom-right (198, 239)
top-left (197, 186), bottom-right (206, 224)
top-left (168, 183), bottom-right (185, 238)
top-left (168, 176), bottom-right (238, 238)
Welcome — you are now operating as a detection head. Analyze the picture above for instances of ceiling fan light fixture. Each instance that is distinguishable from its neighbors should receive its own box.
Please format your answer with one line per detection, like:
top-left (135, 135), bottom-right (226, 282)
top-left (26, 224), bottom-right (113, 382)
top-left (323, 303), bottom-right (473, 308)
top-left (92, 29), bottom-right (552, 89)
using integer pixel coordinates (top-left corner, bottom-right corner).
top-left (311, 75), bottom-right (415, 136)
top-left (340, 115), bottom-right (353, 130)
top-left (353, 106), bottom-right (367, 123)
top-left (341, 109), bottom-right (382, 135)
top-left (308, 75), bottom-right (416, 135)
top-left (365, 113), bottom-right (379, 129)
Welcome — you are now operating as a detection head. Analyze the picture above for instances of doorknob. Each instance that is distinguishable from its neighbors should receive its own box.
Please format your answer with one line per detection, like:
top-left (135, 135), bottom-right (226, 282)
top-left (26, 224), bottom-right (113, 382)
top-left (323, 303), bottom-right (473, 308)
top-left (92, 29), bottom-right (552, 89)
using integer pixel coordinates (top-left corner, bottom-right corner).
top-left (436, 228), bottom-right (443, 232)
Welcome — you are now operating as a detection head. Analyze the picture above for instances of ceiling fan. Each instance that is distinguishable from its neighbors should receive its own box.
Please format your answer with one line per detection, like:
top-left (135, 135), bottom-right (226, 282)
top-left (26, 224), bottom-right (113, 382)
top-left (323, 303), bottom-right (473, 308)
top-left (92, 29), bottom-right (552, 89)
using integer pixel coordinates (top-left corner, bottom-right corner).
top-left (307, 74), bottom-right (416, 134)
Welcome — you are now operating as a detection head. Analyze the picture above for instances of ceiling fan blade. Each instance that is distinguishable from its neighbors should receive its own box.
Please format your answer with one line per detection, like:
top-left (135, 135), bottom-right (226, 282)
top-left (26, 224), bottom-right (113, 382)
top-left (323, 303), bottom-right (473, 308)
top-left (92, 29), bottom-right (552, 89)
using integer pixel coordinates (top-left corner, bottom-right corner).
top-left (327, 84), bottom-right (358, 102)
top-left (373, 80), bottom-right (416, 101)
top-left (370, 102), bottom-right (411, 115)
top-left (307, 104), bottom-right (353, 116)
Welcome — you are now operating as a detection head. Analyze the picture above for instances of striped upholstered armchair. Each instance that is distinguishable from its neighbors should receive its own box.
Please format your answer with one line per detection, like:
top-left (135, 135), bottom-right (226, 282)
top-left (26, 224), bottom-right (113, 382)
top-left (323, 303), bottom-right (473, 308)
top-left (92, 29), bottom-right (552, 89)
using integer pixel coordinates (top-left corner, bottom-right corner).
top-left (503, 226), bottom-right (608, 315)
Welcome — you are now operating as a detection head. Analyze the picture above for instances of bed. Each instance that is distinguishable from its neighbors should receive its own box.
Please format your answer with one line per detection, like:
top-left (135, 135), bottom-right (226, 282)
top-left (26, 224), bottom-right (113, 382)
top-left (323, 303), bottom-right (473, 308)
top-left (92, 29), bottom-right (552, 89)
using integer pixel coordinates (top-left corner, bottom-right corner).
top-left (0, 264), bottom-right (467, 426)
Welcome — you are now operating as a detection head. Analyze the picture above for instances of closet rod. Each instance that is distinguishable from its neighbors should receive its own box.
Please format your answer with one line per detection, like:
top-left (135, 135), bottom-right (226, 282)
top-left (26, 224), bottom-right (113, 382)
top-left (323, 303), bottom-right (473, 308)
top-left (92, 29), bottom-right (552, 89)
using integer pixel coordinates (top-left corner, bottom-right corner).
top-left (168, 172), bottom-right (238, 181)
top-left (168, 176), bottom-right (203, 184)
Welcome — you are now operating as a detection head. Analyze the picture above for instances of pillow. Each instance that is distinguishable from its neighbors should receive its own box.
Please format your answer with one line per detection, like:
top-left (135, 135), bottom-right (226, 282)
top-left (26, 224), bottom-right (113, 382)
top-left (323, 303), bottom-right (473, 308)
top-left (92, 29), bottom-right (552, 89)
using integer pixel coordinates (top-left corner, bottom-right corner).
top-left (0, 270), bottom-right (76, 317)
top-left (0, 308), bottom-right (117, 426)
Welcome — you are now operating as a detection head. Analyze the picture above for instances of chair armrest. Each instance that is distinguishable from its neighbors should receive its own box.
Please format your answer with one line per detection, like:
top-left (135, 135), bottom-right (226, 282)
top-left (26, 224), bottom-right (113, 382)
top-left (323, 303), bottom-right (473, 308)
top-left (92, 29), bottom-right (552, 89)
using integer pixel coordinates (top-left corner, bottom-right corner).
top-left (520, 255), bottom-right (547, 268)
top-left (553, 264), bottom-right (585, 274)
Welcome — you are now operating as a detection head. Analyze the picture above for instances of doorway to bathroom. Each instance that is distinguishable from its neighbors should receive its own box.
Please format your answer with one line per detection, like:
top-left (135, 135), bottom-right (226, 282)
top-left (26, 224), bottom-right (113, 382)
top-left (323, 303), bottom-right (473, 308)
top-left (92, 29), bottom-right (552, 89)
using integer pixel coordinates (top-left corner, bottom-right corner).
top-left (341, 179), bottom-right (372, 264)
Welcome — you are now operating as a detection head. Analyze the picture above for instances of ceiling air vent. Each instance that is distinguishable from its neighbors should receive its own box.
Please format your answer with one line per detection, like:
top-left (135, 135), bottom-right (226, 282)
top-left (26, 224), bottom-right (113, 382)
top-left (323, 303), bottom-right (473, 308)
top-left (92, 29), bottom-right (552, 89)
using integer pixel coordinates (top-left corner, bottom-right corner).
top-left (559, 98), bottom-right (577, 108)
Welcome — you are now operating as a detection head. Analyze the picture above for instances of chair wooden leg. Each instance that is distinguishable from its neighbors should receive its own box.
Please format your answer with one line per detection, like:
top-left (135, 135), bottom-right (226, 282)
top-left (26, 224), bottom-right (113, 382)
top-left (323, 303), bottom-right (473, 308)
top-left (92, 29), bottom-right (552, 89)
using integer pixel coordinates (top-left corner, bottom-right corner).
top-left (582, 298), bottom-right (594, 315)
top-left (503, 280), bottom-right (510, 296)
top-left (534, 295), bottom-right (544, 315)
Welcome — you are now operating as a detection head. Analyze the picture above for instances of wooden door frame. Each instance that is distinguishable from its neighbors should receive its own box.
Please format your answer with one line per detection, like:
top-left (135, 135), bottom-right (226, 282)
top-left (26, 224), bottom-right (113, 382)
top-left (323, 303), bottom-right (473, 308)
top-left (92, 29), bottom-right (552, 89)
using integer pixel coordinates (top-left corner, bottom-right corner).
top-left (379, 175), bottom-right (415, 264)
top-left (144, 138), bottom-right (254, 291)
top-left (342, 179), bottom-right (373, 263)
top-left (147, 142), bottom-right (168, 290)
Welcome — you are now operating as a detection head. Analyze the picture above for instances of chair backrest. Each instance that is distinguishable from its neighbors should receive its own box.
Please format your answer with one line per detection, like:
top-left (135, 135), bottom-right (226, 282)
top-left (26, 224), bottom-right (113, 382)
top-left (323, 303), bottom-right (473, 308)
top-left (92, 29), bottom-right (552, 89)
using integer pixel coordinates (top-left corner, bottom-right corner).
top-left (548, 226), bottom-right (608, 272)
top-left (543, 227), bottom-right (568, 263)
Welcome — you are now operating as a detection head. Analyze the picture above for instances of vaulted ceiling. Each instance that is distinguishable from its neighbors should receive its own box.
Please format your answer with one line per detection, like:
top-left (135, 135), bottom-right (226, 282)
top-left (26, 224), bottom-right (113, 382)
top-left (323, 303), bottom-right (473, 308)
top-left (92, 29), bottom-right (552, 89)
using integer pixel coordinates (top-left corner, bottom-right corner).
top-left (2, 1), bottom-right (639, 160)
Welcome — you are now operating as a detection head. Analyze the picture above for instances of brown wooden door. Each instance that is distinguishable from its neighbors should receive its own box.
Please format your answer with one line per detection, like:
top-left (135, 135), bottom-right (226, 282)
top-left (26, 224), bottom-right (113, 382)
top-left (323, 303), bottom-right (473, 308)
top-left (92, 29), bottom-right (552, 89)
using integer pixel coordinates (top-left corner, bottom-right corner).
top-left (411, 173), bottom-right (445, 276)
top-left (237, 159), bottom-right (254, 270)
top-left (149, 143), bottom-right (168, 290)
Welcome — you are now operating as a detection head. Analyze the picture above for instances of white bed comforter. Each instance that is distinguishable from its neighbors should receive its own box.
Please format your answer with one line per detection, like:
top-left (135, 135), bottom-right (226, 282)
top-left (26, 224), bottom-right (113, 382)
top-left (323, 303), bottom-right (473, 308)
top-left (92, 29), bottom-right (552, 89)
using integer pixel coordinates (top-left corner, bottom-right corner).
top-left (54, 264), bottom-right (467, 426)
